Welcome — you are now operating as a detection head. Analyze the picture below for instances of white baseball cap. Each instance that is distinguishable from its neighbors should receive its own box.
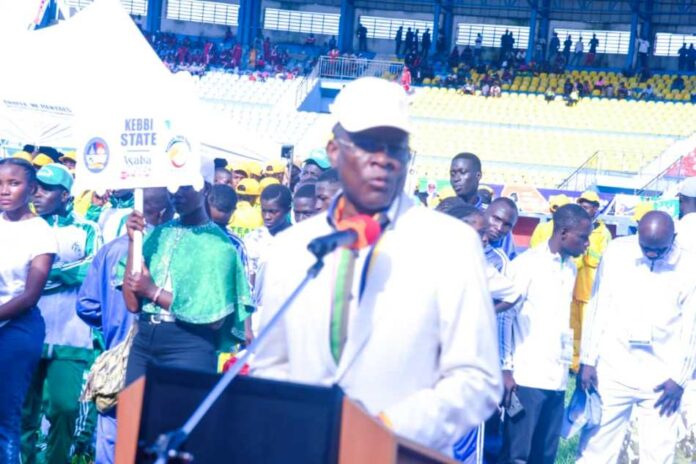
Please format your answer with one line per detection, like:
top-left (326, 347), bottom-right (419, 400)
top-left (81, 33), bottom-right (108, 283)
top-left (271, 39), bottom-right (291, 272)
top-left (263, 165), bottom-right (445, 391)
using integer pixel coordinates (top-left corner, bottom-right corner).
top-left (679, 177), bottom-right (696, 198)
top-left (331, 77), bottom-right (411, 134)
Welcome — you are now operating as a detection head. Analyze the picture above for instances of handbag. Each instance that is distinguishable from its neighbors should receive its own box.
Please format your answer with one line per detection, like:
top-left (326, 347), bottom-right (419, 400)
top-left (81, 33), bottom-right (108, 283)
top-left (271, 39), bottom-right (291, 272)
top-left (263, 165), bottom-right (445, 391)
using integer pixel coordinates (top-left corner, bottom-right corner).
top-left (81, 323), bottom-right (137, 413)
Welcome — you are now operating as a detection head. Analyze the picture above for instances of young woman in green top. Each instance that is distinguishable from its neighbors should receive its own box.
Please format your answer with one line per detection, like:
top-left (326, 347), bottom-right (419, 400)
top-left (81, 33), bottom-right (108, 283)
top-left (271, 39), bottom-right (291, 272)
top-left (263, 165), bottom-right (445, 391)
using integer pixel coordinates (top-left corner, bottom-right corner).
top-left (123, 184), bottom-right (253, 385)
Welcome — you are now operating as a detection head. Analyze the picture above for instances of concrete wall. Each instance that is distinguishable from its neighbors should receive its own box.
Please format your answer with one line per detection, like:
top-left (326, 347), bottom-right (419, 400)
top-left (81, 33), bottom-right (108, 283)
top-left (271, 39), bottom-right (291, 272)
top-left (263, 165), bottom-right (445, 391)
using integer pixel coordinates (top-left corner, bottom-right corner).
top-left (159, 0), bottom-right (238, 38)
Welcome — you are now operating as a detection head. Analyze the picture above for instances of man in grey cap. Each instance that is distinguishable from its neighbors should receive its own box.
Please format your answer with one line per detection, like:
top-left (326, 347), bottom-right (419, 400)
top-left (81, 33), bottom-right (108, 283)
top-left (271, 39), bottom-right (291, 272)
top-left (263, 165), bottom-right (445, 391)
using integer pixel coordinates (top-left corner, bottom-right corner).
top-left (252, 77), bottom-right (501, 457)
top-left (678, 176), bottom-right (696, 252)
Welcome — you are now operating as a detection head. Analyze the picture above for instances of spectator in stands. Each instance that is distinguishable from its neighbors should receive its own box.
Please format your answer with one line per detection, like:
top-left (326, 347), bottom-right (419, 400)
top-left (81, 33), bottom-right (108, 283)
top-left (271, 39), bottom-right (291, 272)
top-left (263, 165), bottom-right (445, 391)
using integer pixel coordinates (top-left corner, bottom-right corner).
top-left (481, 80), bottom-right (491, 97)
top-left (490, 81), bottom-right (502, 98)
top-left (305, 33), bottom-right (316, 47)
top-left (395, 26), bottom-right (403, 56)
top-left (604, 82), bottom-right (615, 98)
top-left (594, 74), bottom-right (607, 92)
top-left (293, 184), bottom-right (317, 223)
top-left (671, 75), bottom-right (685, 91)
top-left (461, 46), bottom-right (473, 66)
top-left (536, 35), bottom-right (547, 63)
top-left (414, 29), bottom-right (420, 53)
top-left (405, 27), bottom-right (414, 53)
top-left (567, 87), bottom-right (580, 106)
top-left (549, 32), bottom-right (561, 62)
top-left (500, 204), bottom-right (591, 464)
top-left (401, 66), bottom-right (412, 93)
top-left (315, 168), bottom-right (340, 213)
top-left (563, 78), bottom-right (573, 96)
top-left (639, 84), bottom-right (654, 100)
top-left (617, 82), bottom-right (629, 99)
top-left (563, 34), bottom-right (573, 64)
top-left (449, 46), bottom-right (460, 68)
top-left (230, 166), bottom-right (248, 189)
top-left (474, 33), bottom-right (483, 65)
top-left (356, 23), bottom-right (368, 52)
top-left (636, 37), bottom-right (650, 69)
top-left (545, 87), bottom-right (556, 102)
top-left (678, 43), bottom-right (689, 71)
top-left (571, 36), bottom-right (584, 67)
top-left (688, 44), bottom-right (696, 71)
top-left (328, 36), bottom-right (337, 51)
top-left (586, 33), bottom-right (599, 66)
top-left (422, 28), bottom-right (431, 58)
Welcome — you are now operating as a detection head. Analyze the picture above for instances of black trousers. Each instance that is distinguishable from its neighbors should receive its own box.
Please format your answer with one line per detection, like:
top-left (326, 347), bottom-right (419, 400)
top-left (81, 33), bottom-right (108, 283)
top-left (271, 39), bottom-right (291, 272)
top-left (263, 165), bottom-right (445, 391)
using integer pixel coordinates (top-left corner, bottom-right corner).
top-left (499, 386), bottom-right (565, 464)
top-left (125, 319), bottom-right (218, 386)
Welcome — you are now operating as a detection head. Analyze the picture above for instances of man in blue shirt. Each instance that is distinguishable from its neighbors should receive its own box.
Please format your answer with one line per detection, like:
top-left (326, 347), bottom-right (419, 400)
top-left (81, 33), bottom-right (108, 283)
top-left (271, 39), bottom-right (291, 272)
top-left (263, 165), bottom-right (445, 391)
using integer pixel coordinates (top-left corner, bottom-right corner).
top-left (76, 188), bottom-right (173, 464)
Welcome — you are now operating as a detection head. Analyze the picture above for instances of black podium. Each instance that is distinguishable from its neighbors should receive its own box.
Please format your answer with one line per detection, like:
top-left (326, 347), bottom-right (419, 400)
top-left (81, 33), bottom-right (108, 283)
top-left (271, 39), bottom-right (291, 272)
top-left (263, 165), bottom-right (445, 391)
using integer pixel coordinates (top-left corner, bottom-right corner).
top-left (116, 364), bottom-right (455, 464)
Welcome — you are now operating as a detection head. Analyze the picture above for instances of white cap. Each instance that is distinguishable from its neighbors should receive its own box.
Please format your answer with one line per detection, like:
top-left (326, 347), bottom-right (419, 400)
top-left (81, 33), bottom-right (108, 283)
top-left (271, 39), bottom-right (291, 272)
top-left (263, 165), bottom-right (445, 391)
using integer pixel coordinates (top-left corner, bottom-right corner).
top-left (331, 77), bottom-right (411, 134)
top-left (679, 177), bottom-right (696, 198)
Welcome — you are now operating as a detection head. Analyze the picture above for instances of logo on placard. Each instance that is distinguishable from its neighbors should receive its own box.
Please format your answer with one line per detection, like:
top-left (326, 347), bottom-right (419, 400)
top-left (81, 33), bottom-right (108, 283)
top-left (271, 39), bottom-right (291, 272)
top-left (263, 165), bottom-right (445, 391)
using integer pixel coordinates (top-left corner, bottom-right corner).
top-left (83, 138), bottom-right (110, 173)
top-left (166, 136), bottom-right (191, 168)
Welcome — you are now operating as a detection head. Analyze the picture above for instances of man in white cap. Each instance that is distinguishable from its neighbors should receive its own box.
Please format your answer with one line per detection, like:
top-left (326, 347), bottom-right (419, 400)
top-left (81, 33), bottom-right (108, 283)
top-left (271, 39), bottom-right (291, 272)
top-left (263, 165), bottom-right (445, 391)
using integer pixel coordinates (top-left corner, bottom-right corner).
top-left (577, 211), bottom-right (696, 463)
top-left (678, 176), bottom-right (696, 252)
top-left (252, 77), bottom-right (501, 457)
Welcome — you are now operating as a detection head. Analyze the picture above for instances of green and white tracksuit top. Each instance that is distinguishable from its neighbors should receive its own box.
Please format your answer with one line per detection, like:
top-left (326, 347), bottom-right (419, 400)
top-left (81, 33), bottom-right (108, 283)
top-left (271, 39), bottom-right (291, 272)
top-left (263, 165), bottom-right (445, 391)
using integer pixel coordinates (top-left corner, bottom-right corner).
top-left (39, 213), bottom-right (101, 360)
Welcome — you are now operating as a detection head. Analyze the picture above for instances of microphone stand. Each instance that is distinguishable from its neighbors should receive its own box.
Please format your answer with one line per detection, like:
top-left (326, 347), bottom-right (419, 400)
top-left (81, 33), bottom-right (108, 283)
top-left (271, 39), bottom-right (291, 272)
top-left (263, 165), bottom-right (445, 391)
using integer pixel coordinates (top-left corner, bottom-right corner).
top-left (148, 256), bottom-right (327, 464)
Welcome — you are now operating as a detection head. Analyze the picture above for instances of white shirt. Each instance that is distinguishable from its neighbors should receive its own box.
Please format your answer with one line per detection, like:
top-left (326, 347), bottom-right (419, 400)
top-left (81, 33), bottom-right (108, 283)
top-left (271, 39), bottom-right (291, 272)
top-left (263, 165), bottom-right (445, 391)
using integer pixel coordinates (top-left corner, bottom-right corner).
top-left (678, 213), bottom-right (696, 252)
top-left (505, 242), bottom-right (577, 391)
top-left (0, 215), bottom-right (58, 325)
top-left (575, 40), bottom-right (584, 53)
top-left (98, 206), bottom-right (132, 245)
top-left (638, 38), bottom-right (650, 53)
top-left (581, 236), bottom-right (696, 389)
top-left (252, 194), bottom-right (502, 456)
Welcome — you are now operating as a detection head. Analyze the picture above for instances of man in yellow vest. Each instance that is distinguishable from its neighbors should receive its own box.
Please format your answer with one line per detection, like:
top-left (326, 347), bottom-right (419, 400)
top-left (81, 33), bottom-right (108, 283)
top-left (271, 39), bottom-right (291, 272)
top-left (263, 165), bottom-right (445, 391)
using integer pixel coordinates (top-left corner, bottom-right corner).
top-left (571, 190), bottom-right (612, 371)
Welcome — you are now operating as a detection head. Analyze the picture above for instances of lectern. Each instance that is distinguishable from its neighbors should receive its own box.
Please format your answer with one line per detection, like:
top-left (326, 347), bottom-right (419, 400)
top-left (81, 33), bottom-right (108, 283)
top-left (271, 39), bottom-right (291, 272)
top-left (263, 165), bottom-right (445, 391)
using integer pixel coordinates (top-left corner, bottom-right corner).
top-left (115, 365), bottom-right (455, 463)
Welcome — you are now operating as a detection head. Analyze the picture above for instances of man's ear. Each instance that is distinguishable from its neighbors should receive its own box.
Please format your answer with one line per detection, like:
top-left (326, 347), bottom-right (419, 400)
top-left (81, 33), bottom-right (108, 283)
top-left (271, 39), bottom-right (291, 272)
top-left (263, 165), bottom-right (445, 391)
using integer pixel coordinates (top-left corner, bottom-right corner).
top-left (327, 139), bottom-right (339, 168)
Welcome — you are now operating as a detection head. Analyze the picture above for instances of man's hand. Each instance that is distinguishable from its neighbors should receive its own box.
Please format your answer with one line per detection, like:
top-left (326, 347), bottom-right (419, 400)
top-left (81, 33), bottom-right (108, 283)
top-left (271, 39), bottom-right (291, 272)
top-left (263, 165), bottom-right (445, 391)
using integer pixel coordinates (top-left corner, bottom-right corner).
top-left (654, 379), bottom-right (683, 417)
top-left (578, 364), bottom-right (598, 391)
top-left (502, 370), bottom-right (517, 408)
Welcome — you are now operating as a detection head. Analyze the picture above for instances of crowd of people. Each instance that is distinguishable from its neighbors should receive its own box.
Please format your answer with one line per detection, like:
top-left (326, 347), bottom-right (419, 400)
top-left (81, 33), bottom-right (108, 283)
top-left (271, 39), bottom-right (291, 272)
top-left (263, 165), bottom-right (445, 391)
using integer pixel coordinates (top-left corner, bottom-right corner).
top-left (2, 76), bottom-right (696, 464)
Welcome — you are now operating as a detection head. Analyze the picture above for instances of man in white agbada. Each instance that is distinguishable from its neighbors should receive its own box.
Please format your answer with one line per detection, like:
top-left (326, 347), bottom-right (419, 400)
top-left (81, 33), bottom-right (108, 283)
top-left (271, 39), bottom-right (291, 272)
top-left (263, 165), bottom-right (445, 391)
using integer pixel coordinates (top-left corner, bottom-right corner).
top-left (577, 211), bottom-right (696, 463)
top-left (251, 77), bottom-right (502, 457)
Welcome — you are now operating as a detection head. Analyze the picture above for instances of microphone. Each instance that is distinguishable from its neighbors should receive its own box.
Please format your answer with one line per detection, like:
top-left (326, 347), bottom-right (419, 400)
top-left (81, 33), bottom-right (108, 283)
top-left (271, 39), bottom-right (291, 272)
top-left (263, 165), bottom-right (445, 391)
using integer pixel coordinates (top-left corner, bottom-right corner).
top-left (307, 214), bottom-right (381, 258)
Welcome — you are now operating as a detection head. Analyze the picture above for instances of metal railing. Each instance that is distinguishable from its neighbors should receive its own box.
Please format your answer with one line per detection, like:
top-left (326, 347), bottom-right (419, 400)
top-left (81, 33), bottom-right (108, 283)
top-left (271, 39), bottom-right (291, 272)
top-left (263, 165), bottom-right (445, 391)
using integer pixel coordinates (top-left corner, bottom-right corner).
top-left (316, 56), bottom-right (403, 81)
top-left (634, 132), bottom-right (696, 195)
top-left (557, 151), bottom-right (601, 191)
top-left (636, 152), bottom-right (694, 196)
top-left (294, 61), bottom-right (321, 108)
top-left (294, 56), bottom-right (404, 108)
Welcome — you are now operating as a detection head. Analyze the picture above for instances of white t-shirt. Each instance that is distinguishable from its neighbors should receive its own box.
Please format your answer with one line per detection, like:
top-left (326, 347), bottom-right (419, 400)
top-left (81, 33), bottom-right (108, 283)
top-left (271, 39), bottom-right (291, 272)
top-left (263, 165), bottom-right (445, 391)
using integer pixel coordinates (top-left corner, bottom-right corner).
top-left (0, 215), bottom-right (58, 324)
